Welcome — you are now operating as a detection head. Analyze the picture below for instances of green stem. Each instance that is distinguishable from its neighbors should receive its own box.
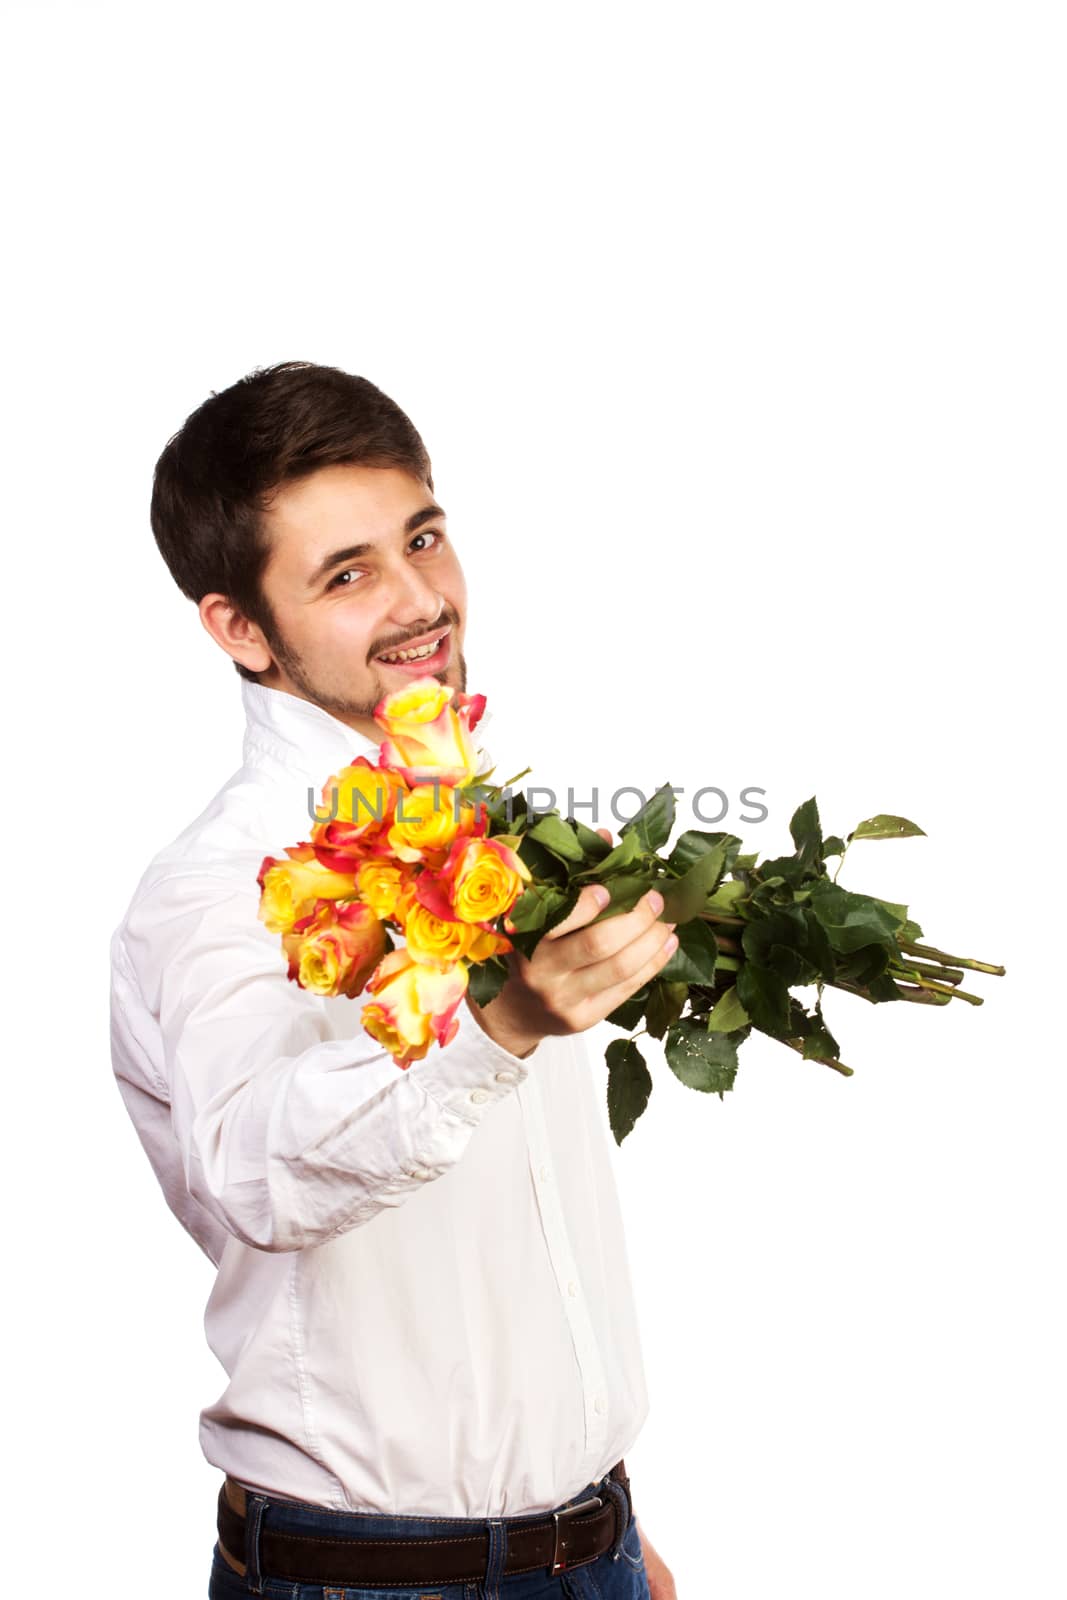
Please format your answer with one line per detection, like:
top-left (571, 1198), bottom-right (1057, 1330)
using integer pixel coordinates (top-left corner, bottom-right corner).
top-left (781, 1036), bottom-right (854, 1076)
top-left (892, 956), bottom-right (966, 983)
top-left (901, 973), bottom-right (985, 1005)
top-left (898, 940), bottom-right (1005, 976)
top-left (833, 977), bottom-right (951, 1006)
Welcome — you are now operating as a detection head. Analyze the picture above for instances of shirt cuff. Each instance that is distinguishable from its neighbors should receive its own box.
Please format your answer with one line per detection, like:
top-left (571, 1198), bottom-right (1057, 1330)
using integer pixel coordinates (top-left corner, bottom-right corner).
top-left (411, 997), bottom-right (543, 1124)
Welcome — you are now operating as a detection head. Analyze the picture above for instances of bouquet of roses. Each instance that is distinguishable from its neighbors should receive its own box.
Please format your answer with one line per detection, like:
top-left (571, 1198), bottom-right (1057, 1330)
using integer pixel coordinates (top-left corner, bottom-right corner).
top-left (257, 677), bottom-right (1005, 1143)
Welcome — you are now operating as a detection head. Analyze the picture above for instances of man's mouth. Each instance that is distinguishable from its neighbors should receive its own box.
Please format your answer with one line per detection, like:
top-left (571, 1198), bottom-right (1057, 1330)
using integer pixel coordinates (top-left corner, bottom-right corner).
top-left (374, 625), bottom-right (453, 671)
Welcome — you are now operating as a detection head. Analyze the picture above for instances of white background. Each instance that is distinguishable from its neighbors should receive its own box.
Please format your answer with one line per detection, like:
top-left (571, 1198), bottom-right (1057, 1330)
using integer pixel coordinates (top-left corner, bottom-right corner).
top-left (3, 3), bottom-right (1062, 1596)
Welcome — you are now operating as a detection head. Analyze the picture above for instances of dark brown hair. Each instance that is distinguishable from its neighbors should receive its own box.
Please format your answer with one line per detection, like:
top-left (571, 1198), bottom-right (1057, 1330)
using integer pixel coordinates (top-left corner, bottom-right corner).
top-left (150, 361), bottom-right (434, 682)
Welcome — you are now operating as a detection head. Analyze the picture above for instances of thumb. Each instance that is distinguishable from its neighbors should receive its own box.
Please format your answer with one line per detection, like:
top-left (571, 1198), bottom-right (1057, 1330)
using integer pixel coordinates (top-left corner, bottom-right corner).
top-left (542, 882), bottom-right (611, 941)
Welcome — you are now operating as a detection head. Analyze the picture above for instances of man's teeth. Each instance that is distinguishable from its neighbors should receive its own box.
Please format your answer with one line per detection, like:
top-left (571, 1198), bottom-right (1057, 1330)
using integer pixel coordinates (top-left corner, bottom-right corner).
top-left (378, 633), bottom-right (446, 663)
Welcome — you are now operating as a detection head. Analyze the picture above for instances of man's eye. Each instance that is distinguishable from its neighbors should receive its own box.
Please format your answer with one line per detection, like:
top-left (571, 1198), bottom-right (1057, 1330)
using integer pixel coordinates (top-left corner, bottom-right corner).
top-left (327, 530), bottom-right (444, 591)
top-left (327, 568), bottom-right (364, 590)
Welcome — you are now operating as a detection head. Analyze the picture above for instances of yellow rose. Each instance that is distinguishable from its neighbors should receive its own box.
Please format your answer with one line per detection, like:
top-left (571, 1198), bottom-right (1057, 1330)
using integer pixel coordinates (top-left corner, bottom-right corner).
top-left (284, 899), bottom-right (388, 999)
top-left (404, 902), bottom-right (481, 969)
top-left (257, 844), bottom-right (357, 934)
top-left (355, 859), bottom-right (407, 919)
top-left (441, 836), bottom-right (531, 924)
top-left (361, 948), bottom-right (470, 1068)
top-left (374, 676), bottom-right (487, 787)
top-left (387, 783), bottom-right (484, 864)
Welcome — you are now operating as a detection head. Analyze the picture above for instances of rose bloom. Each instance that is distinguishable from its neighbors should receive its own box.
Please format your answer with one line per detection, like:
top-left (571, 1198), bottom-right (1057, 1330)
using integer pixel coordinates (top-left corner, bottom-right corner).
top-left (387, 782), bottom-right (482, 865)
top-left (310, 758), bottom-right (411, 871)
top-left (282, 899), bottom-right (388, 999)
top-left (402, 899), bottom-right (514, 970)
top-left (361, 948), bottom-right (469, 1068)
top-left (416, 834), bottom-right (531, 925)
top-left (258, 844), bottom-right (358, 935)
top-left (374, 678), bottom-right (487, 788)
top-left (355, 859), bottom-right (409, 920)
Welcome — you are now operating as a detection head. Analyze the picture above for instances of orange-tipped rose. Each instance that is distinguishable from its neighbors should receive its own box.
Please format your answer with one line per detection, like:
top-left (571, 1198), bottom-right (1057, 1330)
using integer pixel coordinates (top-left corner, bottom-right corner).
top-left (355, 859), bottom-right (409, 920)
top-left (416, 835), bottom-right (531, 925)
top-left (374, 676), bottom-right (487, 787)
top-left (258, 844), bottom-right (358, 934)
top-left (387, 782), bottom-right (481, 865)
top-left (311, 757), bottom-right (410, 869)
top-left (361, 948), bottom-right (469, 1067)
top-left (282, 899), bottom-right (388, 999)
top-left (403, 900), bottom-right (514, 970)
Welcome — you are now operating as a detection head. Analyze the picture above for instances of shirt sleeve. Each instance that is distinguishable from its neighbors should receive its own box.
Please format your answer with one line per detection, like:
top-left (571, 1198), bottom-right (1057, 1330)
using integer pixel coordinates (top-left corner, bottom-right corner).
top-left (118, 868), bottom-right (542, 1253)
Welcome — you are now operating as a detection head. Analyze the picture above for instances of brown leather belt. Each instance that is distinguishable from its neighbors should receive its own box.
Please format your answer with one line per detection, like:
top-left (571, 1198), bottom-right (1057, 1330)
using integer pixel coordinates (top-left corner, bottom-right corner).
top-left (216, 1459), bottom-right (633, 1588)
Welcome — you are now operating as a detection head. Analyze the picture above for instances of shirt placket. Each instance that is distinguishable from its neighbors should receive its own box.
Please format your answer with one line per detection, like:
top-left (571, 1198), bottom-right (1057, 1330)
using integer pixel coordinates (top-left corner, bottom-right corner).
top-left (516, 1070), bottom-right (611, 1461)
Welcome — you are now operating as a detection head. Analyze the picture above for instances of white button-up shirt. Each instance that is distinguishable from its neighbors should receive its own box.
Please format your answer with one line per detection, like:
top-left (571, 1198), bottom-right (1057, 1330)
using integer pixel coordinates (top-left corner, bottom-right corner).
top-left (109, 677), bottom-right (650, 1516)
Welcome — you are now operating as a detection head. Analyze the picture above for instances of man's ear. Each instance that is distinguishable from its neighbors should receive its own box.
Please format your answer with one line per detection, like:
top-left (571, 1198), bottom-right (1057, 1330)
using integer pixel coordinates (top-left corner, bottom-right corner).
top-left (198, 593), bottom-right (273, 675)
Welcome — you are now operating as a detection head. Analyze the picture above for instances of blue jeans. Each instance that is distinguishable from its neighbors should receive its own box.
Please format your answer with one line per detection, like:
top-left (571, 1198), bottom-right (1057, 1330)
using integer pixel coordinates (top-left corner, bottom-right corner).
top-left (207, 1466), bottom-right (651, 1600)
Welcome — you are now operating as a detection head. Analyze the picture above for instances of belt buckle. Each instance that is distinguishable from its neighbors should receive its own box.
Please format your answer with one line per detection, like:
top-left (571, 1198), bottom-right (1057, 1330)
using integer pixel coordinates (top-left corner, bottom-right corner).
top-left (550, 1493), bottom-right (603, 1576)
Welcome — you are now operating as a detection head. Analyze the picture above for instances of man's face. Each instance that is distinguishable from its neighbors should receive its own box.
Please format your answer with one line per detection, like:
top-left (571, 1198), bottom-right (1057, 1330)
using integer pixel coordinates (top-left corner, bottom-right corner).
top-left (251, 463), bottom-right (468, 740)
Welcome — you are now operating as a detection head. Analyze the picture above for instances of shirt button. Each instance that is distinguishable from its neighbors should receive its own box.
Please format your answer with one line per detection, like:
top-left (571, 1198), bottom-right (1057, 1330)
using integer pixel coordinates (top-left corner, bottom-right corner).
top-left (567, 1280), bottom-right (577, 1297)
top-left (494, 1071), bottom-right (517, 1084)
top-left (594, 1396), bottom-right (606, 1415)
top-left (470, 1089), bottom-right (490, 1105)
top-left (539, 1164), bottom-right (550, 1181)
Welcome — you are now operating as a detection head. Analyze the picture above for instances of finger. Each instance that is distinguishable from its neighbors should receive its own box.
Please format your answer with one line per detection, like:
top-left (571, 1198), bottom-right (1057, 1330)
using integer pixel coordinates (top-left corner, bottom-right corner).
top-left (541, 882), bottom-right (613, 941)
top-left (585, 922), bottom-right (679, 1019)
top-left (564, 887), bottom-right (671, 970)
top-left (581, 907), bottom-right (678, 992)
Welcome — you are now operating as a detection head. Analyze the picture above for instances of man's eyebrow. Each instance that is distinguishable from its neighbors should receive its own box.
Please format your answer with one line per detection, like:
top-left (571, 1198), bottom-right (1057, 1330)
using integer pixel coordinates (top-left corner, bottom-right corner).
top-left (305, 504), bottom-right (447, 590)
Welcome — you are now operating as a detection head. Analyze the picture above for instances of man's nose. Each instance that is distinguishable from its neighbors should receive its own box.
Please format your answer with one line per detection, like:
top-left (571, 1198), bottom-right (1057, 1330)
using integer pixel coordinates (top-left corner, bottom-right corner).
top-left (385, 561), bottom-right (444, 627)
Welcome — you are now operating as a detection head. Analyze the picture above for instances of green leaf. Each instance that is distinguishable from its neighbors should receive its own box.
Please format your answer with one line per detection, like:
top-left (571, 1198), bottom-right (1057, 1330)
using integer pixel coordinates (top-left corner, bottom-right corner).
top-left (570, 819), bottom-right (612, 859)
top-left (663, 1017), bottom-right (740, 1097)
top-left (645, 979), bottom-right (690, 1040)
top-left (789, 796), bottom-right (823, 870)
top-left (821, 835), bottom-right (846, 857)
top-left (666, 829), bottom-right (743, 877)
top-left (527, 812), bottom-right (587, 862)
top-left (467, 956), bottom-right (510, 1007)
top-left (868, 896), bottom-right (909, 928)
top-left (507, 885), bottom-right (549, 932)
top-left (705, 878), bottom-right (747, 914)
top-left (589, 829), bottom-right (644, 877)
top-left (851, 813), bottom-right (926, 841)
top-left (605, 986), bottom-right (651, 1029)
top-left (659, 918), bottom-right (719, 984)
top-left (808, 882), bottom-right (902, 954)
top-left (736, 961), bottom-right (792, 1038)
top-left (657, 841), bottom-right (727, 924)
top-left (516, 832), bottom-right (569, 884)
top-left (753, 855), bottom-right (811, 888)
top-left (619, 782), bottom-right (677, 853)
top-left (595, 874), bottom-right (653, 916)
top-left (706, 984), bottom-right (750, 1033)
top-left (606, 1038), bottom-right (653, 1145)
top-left (742, 905), bottom-right (834, 984)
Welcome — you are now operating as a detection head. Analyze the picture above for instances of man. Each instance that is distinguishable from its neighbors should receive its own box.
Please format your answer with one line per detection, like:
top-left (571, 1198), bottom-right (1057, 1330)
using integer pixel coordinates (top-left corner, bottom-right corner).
top-left (110, 361), bottom-right (679, 1598)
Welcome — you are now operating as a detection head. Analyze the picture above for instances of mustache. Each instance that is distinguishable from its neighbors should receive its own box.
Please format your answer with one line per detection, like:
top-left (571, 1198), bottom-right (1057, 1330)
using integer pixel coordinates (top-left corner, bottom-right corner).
top-left (371, 614), bottom-right (457, 657)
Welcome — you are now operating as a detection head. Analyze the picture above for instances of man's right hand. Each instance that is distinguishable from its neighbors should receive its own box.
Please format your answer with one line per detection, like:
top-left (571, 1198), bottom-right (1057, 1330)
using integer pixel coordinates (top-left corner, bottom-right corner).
top-left (466, 829), bottom-right (678, 1059)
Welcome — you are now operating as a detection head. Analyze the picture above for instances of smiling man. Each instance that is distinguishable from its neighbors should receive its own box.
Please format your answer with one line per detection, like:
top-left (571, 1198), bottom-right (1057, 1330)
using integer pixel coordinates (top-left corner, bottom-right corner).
top-left (109, 361), bottom-right (678, 1599)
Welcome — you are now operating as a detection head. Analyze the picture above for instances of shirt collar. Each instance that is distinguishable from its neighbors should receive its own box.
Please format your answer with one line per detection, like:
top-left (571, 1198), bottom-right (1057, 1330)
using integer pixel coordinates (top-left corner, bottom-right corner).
top-left (241, 678), bottom-right (381, 784)
top-left (240, 676), bottom-right (498, 785)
